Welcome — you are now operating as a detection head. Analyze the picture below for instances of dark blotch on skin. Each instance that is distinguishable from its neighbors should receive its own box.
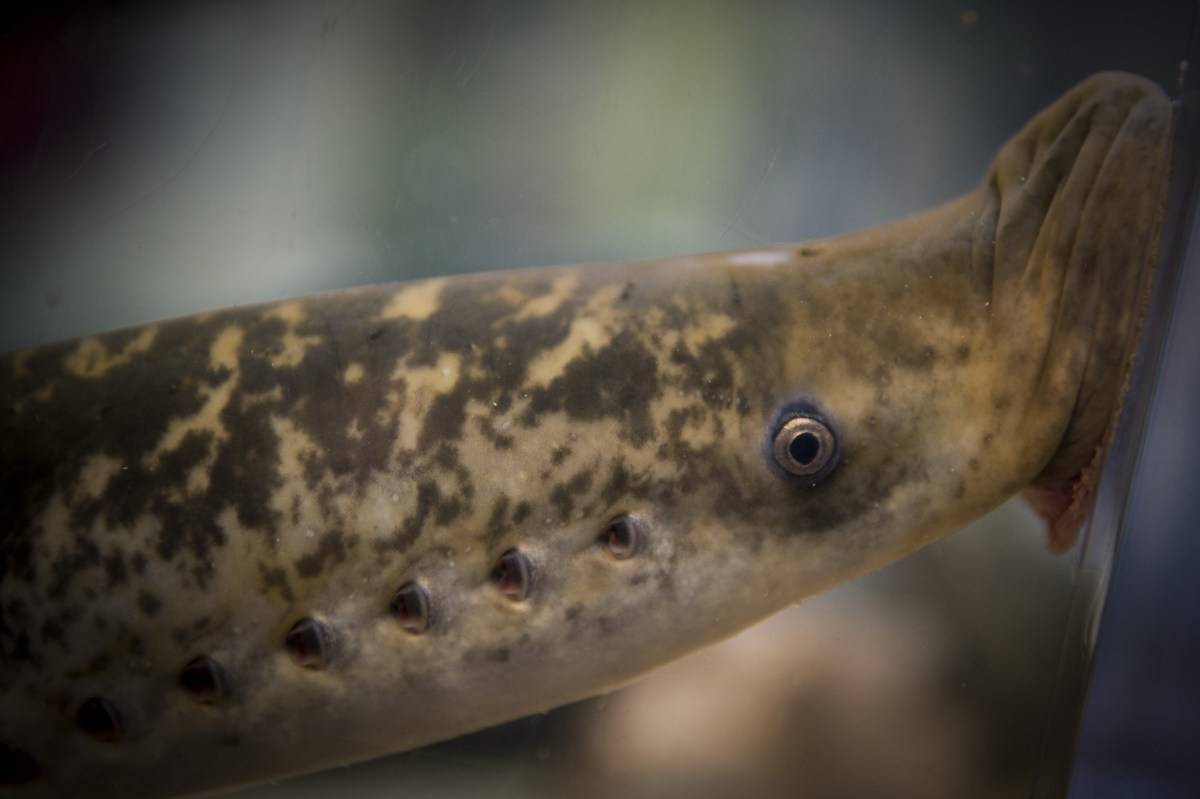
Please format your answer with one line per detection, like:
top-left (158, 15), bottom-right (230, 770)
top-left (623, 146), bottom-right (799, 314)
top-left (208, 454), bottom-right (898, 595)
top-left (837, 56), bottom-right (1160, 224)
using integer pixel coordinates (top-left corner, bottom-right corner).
top-left (259, 563), bottom-right (294, 603)
top-left (137, 591), bottom-right (162, 617)
top-left (433, 443), bottom-right (459, 472)
top-left (601, 460), bottom-right (636, 506)
top-left (413, 390), bottom-right (460, 448)
top-left (40, 618), bottom-right (64, 648)
top-left (122, 429), bottom-right (226, 579)
top-left (285, 617), bottom-right (333, 669)
top-left (295, 531), bottom-right (348, 579)
top-left (524, 331), bottom-right (661, 445)
top-left (84, 653), bottom-right (111, 675)
top-left (668, 340), bottom-right (739, 409)
top-left (179, 654), bottom-right (229, 704)
top-left (0, 742), bottom-right (41, 785)
top-left (477, 417), bottom-right (515, 449)
top-left (549, 470), bottom-right (593, 522)
top-left (433, 494), bottom-right (464, 526)
top-left (102, 550), bottom-right (127, 588)
top-left (76, 697), bottom-right (122, 742)
top-left (486, 496), bottom-right (510, 545)
top-left (394, 481), bottom-right (440, 549)
top-left (47, 536), bottom-right (101, 600)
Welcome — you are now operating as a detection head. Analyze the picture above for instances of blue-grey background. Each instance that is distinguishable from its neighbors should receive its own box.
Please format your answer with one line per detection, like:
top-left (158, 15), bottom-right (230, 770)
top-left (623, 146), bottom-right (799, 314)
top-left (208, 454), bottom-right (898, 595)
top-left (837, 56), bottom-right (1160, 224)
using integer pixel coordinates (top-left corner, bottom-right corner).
top-left (1, 2), bottom-right (1196, 797)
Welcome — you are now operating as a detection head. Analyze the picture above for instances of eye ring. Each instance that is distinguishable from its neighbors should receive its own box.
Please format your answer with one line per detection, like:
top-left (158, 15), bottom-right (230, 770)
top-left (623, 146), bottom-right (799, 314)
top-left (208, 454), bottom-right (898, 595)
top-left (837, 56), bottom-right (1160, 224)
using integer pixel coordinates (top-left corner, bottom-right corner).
top-left (772, 415), bottom-right (837, 478)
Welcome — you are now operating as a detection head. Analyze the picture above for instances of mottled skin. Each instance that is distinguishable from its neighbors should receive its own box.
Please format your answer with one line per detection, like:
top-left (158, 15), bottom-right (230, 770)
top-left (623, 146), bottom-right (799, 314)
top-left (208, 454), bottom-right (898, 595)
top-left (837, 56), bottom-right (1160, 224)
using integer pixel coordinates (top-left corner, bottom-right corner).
top-left (0, 73), bottom-right (1172, 796)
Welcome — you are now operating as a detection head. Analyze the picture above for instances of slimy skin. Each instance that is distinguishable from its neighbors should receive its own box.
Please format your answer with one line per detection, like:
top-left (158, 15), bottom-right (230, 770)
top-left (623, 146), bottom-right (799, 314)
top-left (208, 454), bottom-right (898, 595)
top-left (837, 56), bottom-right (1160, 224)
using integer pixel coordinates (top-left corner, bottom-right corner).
top-left (0, 73), bottom-right (1172, 796)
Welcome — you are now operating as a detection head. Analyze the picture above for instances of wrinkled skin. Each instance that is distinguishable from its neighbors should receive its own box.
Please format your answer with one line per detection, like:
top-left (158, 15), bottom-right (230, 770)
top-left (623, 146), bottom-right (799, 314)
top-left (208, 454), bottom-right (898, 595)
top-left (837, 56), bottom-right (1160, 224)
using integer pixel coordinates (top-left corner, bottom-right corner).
top-left (0, 72), bottom-right (1172, 796)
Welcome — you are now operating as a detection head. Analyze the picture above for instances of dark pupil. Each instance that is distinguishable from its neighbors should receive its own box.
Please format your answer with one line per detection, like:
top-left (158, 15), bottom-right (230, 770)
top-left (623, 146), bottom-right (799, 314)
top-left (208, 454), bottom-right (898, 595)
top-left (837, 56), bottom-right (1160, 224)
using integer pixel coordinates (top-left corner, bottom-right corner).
top-left (789, 431), bottom-right (821, 465)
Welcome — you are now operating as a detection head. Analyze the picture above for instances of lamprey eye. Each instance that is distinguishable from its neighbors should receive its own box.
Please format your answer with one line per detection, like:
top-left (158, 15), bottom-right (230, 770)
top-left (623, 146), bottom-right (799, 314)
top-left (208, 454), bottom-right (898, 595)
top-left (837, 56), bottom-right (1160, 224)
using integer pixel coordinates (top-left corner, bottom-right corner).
top-left (491, 549), bottom-right (532, 601)
top-left (76, 697), bottom-right (122, 742)
top-left (602, 516), bottom-right (642, 560)
top-left (389, 582), bottom-right (431, 634)
top-left (772, 414), bottom-right (838, 479)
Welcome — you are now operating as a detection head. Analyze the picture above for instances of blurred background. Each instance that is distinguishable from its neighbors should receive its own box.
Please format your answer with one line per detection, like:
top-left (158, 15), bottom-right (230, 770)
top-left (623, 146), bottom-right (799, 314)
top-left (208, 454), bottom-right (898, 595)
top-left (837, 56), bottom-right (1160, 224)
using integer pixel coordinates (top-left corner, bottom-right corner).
top-left (1, 2), bottom-right (1197, 797)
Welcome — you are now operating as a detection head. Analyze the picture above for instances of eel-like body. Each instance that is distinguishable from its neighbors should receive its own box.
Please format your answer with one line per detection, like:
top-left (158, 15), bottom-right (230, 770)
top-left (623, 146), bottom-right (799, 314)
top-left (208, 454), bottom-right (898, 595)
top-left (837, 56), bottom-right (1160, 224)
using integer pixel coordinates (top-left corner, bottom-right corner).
top-left (0, 73), bottom-right (1173, 796)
